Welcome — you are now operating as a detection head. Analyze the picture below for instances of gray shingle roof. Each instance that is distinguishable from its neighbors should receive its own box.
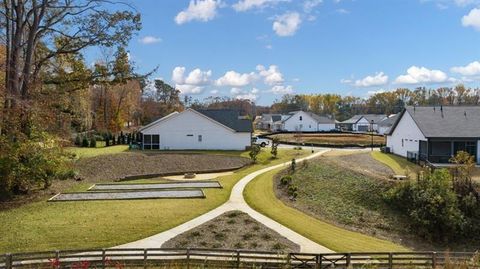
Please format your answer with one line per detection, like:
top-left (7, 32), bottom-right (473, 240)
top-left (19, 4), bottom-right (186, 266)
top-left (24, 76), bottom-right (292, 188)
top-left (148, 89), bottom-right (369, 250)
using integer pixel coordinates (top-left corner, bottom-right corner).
top-left (341, 115), bottom-right (364, 124)
top-left (282, 111), bottom-right (335, 124)
top-left (342, 114), bottom-right (386, 124)
top-left (378, 114), bottom-right (399, 127)
top-left (390, 106), bottom-right (480, 138)
top-left (197, 109), bottom-right (253, 133)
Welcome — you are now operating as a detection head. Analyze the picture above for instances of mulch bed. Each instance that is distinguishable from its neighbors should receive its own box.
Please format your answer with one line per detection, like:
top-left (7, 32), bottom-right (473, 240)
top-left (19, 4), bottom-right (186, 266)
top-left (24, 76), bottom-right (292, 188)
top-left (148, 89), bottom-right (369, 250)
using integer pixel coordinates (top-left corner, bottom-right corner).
top-left (75, 152), bottom-right (251, 182)
top-left (91, 181), bottom-right (222, 191)
top-left (162, 211), bottom-right (300, 252)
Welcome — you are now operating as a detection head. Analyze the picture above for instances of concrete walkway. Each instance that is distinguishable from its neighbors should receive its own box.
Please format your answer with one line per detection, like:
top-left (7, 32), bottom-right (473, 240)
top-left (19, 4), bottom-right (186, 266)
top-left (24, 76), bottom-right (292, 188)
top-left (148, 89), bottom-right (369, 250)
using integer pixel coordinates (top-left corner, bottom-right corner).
top-left (116, 149), bottom-right (332, 253)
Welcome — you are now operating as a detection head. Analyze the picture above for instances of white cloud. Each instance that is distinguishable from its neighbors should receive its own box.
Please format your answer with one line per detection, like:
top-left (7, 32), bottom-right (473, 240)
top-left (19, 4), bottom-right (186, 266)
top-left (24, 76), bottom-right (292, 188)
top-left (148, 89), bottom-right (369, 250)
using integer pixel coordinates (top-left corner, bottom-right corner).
top-left (139, 36), bottom-right (162, 44)
top-left (367, 89), bottom-right (386, 96)
top-left (230, 87), bottom-right (259, 101)
top-left (394, 66), bottom-right (449, 85)
top-left (172, 67), bottom-right (186, 84)
top-left (269, 85), bottom-right (294, 94)
top-left (256, 65), bottom-right (284, 85)
top-left (273, 12), bottom-right (302, 36)
top-left (451, 61), bottom-right (480, 76)
top-left (172, 67), bottom-right (212, 95)
top-left (303, 0), bottom-right (322, 13)
top-left (462, 8), bottom-right (480, 31)
top-left (175, 0), bottom-right (220, 25)
top-left (336, 8), bottom-right (350, 14)
top-left (265, 44), bottom-right (273, 49)
top-left (175, 84), bottom-right (204, 95)
top-left (216, 70), bottom-right (257, 87)
top-left (210, 89), bottom-right (219, 94)
top-left (340, 78), bottom-right (352, 84)
top-left (354, 72), bottom-right (389, 87)
top-left (185, 68), bottom-right (212, 85)
top-left (232, 0), bottom-right (288, 12)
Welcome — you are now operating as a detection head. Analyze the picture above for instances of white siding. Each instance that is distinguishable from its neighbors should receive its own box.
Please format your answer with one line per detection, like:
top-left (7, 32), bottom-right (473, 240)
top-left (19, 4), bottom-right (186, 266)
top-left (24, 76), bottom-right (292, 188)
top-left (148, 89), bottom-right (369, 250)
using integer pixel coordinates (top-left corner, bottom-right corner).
top-left (283, 111), bottom-right (335, 132)
top-left (386, 111), bottom-right (426, 158)
top-left (378, 126), bottom-right (391, 135)
top-left (283, 111), bottom-right (319, 132)
top-left (141, 110), bottom-right (251, 150)
top-left (353, 117), bottom-right (370, 132)
top-left (318, 123), bottom-right (336, 132)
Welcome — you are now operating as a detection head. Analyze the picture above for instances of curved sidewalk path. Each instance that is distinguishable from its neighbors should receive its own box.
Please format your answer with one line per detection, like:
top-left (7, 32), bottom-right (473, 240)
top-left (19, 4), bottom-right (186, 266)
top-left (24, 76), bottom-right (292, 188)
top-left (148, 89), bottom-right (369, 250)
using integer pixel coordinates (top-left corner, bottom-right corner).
top-left (116, 149), bottom-right (332, 253)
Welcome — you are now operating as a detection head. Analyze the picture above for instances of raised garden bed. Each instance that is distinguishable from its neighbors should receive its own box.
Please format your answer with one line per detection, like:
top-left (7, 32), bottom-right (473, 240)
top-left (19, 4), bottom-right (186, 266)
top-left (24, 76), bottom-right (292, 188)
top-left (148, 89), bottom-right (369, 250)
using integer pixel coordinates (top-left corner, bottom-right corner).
top-left (48, 189), bottom-right (205, 201)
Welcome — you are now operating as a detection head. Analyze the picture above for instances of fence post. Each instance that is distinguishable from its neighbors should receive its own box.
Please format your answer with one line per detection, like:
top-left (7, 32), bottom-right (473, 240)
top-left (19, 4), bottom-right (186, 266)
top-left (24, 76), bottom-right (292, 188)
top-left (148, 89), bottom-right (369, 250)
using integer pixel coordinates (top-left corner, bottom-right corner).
top-left (388, 253), bottom-right (393, 269)
top-left (236, 250), bottom-right (240, 269)
top-left (346, 253), bottom-right (351, 268)
top-left (5, 253), bottom-right (12, 269)
top-left (143, 248), bottom-right (148, 269)
top-left (316, 254), bottom-right (321, 269)
top-left (432, 251), bottom-right (437, 269)
top-left (55, 250), bottom-right (60, 268)
top-left (286, 253), bottom-right (291, 269)
top-left (102, 248), bottom-right (106, 269)
top-left (186, 248), bottom-right (190, 269)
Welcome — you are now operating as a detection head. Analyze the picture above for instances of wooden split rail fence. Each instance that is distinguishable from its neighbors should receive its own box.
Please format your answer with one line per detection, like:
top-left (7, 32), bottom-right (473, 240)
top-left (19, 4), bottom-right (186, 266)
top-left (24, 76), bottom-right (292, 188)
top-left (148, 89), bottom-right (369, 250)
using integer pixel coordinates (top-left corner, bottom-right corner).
top-left (1, 248), bottom-right (478, 269)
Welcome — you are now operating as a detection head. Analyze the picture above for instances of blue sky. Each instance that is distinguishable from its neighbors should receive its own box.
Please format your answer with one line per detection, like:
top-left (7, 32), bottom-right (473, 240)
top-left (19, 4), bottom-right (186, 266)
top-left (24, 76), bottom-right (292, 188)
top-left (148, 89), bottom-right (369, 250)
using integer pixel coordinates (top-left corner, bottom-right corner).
top-left (94, 0), bottom-right (480, 105)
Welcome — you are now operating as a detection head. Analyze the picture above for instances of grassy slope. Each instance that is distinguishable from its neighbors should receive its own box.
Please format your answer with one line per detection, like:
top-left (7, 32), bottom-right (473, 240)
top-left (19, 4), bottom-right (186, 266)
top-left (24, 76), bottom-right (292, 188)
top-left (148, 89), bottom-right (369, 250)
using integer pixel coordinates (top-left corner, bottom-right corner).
top-left (371, 151), bottom-right (419, 176)
top-left (244, 168), bottom-right (409, 252)
top-left (0, 149), bottom-right (308, 253)
top-left (67, 145), bottom-right (129, 159)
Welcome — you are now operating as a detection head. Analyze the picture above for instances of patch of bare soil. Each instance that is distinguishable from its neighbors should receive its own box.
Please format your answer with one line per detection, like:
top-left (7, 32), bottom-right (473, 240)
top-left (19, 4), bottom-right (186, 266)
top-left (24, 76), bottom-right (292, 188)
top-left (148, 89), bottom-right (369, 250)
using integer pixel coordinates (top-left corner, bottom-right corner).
top-left (325, 152), bottom-right (394, 180)
top-left (75, 152), bottom-right (251, 182)
top-left (162, 211), bottom-right (300, 252)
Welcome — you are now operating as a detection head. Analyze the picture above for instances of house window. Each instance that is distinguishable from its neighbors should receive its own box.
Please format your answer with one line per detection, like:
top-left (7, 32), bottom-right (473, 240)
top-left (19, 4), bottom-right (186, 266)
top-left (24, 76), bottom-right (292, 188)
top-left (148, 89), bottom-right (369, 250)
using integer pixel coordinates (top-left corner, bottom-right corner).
top-left (309, 125), bottom-right (311, 128)
top-left (143, 134), bottom-right (160, 150)
top-left (186, 134), bottom-right (193, 137)
top-left (299, 116), bottom-right (302, 121)
top-left (198, 135), bottom-right (202, 142)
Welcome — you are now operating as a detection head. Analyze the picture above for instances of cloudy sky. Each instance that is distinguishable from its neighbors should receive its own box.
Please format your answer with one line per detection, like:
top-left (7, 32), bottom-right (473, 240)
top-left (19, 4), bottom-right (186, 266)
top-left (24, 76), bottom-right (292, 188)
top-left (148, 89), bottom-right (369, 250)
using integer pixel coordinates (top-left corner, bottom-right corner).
top-left (106, 0), bottom-right (480, 105)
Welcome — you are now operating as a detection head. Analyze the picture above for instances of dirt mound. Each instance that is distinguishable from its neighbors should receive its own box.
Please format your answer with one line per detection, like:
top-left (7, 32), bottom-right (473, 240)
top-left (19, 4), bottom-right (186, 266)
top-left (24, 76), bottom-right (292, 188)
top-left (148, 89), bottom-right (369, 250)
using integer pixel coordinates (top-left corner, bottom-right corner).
top-left (75, 152), bottom-right (250, 182)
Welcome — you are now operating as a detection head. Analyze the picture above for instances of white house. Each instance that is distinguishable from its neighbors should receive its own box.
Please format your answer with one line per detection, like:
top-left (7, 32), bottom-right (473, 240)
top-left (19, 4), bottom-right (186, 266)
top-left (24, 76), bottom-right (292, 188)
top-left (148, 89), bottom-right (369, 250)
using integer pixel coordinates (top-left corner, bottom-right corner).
top-left (386, 106), bottom-right (480, 164)
top-left (139, 108), bottom-right (252, 150)
top-left (282, 111), bottom-right (336, 132)
top-left (340, 114), bottom-right (387, 132)
top-left (377, 114), bottom-right (399, 135)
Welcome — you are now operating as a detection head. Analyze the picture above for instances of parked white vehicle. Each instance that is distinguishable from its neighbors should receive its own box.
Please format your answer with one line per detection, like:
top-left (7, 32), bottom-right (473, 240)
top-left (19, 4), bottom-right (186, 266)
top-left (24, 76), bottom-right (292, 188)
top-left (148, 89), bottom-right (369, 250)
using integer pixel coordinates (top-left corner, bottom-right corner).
top-left (252, 136), bottom-right (270, 147)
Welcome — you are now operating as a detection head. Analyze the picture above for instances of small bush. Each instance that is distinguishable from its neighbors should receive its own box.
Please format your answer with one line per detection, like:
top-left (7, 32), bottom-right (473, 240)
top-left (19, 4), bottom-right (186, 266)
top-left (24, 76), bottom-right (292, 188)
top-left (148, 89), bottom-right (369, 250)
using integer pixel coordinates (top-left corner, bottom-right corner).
top-left (261, 233), bottom-right (272, 240)
top-left (234, 242), bottom-right (244, 249)
top-left (89, 137), bottom-right (97, 148)
top-left (227, 211), bottom-right (241, 218)
top-left (81, 136), bottom-right (89, 147)
top-left (288, 184), bottom-right (298, 199)
top-left (272, 243), bottom-right (285, 251)
top-left (74, 135), bottom-right (82, 146)
top-left (290, 158), bottom-right (296, 173)
top-left (242, 233), bottom-right (254, 240)
top-left (280, 175), bottom-right (292, 186)
top-left (249, 145), bottom-right (261, 163)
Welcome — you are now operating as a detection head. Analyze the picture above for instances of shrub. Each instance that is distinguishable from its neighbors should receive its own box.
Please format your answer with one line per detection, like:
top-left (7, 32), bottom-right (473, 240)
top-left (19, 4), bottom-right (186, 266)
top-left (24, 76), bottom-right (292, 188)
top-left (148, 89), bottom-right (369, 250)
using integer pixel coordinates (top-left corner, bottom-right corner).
top-left (280, 175), bottom-right (292, 186)
top-left (287, 184), bottom-right (298, 199)
top-left (270, 137), bottom-right (280, 159)
top-left (249, 145), bottom-right (261, 163)
top-left (81, 136), bottom-right (89, 147)
top-left (0, 132), bottom-right (74, 199)
top-left (290, 158), bottom-right (296, 173)
top-left (385, 169), bottom-right (465, 241)
top-left (89, 137), bottom-right (97, 148)
top-left (74, 135), bottom-right (82, 146)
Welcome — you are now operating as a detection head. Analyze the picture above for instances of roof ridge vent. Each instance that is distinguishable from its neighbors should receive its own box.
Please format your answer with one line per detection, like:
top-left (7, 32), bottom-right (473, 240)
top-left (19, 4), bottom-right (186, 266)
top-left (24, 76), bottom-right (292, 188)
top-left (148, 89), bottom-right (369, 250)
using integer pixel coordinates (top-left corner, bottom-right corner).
top-left (464, 111), bottom-right (467, 118)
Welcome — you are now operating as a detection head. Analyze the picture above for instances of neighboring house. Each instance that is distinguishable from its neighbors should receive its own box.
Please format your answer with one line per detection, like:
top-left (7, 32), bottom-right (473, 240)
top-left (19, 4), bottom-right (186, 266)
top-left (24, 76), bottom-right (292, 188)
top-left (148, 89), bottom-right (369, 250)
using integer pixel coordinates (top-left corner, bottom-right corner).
top-left (386, 106), bottom-right (480, 164)
top-left (340, 114), bottom-right (387, 132)
top-left (139, 108), bottom-right (252, 150)
top-left (282, 111), bottom-right (336, 132)
top-left (377, 114), bottom-right (399, 135)
top-left (256, 114), bottom-right (283, 131)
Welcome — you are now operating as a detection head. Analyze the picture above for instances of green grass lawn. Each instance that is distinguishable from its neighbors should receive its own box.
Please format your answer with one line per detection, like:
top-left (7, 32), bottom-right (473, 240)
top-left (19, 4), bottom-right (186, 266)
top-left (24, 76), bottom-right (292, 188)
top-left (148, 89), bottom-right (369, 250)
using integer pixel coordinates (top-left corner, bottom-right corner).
top-left (371, 151), bottom-right (420, 176)
top-left (244, 167), bottom-right (410, 252)
top-left (67, 145), bottom-right (129, 159)
top-left (0, 149), bottom-right (308, 253)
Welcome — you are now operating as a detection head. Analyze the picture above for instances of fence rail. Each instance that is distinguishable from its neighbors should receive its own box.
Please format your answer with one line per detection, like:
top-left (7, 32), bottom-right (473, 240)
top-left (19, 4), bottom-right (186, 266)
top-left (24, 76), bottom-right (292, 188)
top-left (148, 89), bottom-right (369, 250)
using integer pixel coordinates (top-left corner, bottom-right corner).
top-left (1, 248), bottom-right (479, 269)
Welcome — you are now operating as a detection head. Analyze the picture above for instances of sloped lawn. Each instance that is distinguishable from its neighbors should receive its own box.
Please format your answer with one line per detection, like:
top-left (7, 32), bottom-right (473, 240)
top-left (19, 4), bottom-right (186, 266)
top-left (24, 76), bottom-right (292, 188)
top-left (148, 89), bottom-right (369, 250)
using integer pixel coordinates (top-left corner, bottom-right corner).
top-left (0, 149), bottom-right (308, 253)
